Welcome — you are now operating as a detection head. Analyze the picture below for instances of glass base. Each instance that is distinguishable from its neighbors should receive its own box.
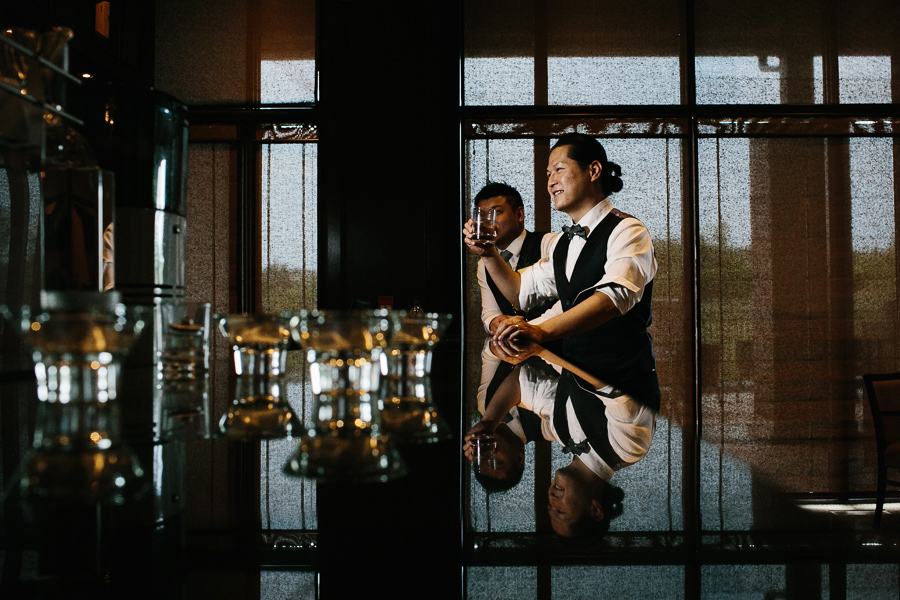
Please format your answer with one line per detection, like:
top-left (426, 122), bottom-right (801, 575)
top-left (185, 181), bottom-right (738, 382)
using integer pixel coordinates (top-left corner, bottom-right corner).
top-left (284, 434), bottom-right (407, 483)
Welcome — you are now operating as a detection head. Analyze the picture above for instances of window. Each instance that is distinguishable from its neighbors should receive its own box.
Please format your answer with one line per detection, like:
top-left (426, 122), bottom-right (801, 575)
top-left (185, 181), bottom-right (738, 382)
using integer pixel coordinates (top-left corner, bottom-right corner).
top-left (463, 0), bottom-right (899, 595)
top-left (157, 0), bottom-right (320, 571)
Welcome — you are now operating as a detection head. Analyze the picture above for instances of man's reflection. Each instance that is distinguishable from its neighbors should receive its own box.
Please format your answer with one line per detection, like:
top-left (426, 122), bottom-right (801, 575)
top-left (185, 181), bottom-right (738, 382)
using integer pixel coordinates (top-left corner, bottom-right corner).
top-left (465, 338), bottom-right (655, 538)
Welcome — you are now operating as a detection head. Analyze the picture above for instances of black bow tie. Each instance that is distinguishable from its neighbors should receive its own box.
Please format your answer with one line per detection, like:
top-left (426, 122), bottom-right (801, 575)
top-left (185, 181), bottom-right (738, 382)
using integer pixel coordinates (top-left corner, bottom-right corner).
top-left (562, 224), bottom-right (588, 240)
top-left (562, 438), bottom-right (591, 456)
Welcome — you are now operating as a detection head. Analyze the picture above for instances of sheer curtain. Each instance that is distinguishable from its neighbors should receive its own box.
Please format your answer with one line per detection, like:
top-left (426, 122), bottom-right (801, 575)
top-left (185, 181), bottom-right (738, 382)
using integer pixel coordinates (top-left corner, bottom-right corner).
top-left (463, 0), bottom-right (899, 594)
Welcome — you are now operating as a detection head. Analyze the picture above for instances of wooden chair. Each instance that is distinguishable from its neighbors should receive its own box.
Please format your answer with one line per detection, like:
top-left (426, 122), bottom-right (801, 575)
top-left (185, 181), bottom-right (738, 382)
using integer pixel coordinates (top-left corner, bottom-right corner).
top-left (863, 373), bottom-right (900, 528)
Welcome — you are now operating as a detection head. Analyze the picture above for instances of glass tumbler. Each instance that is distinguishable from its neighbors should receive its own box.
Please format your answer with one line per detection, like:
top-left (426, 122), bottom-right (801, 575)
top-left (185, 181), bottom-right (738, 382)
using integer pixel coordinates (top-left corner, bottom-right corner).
top-left (283, 309), bottom-right (407, 483)
top-left (215, 313), bottom-right (297, 440)
top-left (2, 291), bottom-right (149, 505)
top-left (380, 311), bottom-right (453, 443)
top-left (155, 300), bottom-right (213, 440)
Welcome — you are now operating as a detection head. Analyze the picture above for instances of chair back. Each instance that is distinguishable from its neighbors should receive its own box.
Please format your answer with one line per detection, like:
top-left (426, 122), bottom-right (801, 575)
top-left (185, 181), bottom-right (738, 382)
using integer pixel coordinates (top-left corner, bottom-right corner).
top-left (863, 373), bottom-right (900, 453)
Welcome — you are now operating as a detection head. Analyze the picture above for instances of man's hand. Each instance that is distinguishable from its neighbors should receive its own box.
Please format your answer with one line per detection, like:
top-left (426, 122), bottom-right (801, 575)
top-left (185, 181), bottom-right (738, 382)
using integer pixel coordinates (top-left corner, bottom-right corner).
top-left (489, 337), bottom-right (543, 365)
top-left (489, 314), bottom-right (512, 335)
top-left (492, 315), bottom-right (548, 344)
top-left (463, 420), bottom-right (498, 461)
top-left (463, 219), bottom-right (498, 258)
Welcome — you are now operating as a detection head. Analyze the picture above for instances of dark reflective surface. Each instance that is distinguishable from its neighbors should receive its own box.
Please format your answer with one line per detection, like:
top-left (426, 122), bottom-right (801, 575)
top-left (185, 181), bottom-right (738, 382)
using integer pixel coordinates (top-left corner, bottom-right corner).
top-left (463, 337), bottom-right (900, 597)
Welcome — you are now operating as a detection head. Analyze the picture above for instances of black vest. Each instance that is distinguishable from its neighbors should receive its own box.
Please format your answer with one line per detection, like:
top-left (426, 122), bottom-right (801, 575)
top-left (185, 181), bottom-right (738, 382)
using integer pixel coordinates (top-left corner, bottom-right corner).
top-left (483, 357), bottom-right (546, 443)
top-left (552, 212), bottom-right (660, 411)
top-left (486, 230), bottom-right (556, 321)
top-left (552, 370), bottom-right (628, 469)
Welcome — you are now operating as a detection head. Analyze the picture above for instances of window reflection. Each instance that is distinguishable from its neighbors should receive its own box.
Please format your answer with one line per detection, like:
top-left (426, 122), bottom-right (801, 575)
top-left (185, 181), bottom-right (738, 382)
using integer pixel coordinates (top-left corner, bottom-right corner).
top-left (696, 57), bottom-right (784, 104)
top-left (467, 53), bottom-right (893, 106)
top-left (698, 133), bottom-right (898, 505)
top-left (840, 56), bottom-right (892, 104)
top-left (156, 0), bottom-right (316, 104)
top-left (850, 138), bottom-right (894, 252)
top-left (259, 141), bottom-right (318, 531)
top-left (466, 139), bottom-right (536, 231)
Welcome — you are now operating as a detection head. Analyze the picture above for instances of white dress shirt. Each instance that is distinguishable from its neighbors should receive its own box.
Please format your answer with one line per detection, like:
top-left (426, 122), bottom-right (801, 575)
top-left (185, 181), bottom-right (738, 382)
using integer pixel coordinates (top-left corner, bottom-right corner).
top-left (518, 199), bottom-right (657, 316)
top-left (477, 229), bottom-right (558, 332)
top-left (516, 359), bottom-right (656, 482)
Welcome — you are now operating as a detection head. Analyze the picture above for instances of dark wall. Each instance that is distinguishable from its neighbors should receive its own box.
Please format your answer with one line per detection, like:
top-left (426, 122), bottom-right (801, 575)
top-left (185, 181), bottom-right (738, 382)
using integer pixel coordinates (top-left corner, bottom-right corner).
top-left (1, 1), bottom-right (155, 88)
top-left (315, 3), bottom-right (463, 599)
top-left (316, 1), bottom-right (462, 317)
top-left (3, 2), bottom-right (464, 597)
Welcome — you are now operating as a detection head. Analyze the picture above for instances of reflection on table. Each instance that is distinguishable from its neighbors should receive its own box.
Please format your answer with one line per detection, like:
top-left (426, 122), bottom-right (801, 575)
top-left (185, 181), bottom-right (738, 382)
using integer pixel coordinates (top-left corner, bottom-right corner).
top-left (467, 338), bottom-right (656, 538)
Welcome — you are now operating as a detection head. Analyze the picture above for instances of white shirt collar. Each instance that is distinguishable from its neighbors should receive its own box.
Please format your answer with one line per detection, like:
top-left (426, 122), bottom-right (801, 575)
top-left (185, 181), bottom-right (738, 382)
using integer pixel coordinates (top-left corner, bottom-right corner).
top-left (574, 199), bottom-right (612, 237)
top-left (499, 229), bottom-right (527, 254)
top-left (579, 446), bottom-right (615, 481)
top-left (565, 401), bottom-right (615, 481)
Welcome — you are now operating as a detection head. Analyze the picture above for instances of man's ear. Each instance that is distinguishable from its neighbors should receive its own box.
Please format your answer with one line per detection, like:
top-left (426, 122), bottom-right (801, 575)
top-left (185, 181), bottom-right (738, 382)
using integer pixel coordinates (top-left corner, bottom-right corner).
top-left (589, 498), bottom-right (605, 522)
top-left (516, 450), bottom-right (525, 469)
top-left (588, 160), bottom-right (603, 182)
top-left (516, 205), bottom-right (525, 224)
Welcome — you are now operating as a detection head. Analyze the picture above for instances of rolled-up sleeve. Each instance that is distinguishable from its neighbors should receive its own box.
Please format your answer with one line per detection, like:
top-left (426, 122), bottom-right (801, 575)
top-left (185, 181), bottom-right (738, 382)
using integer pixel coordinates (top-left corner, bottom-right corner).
top-left (477, 260), bottom-right (502, 332)
top-left (606, 400), bottom-right (656, 464)
top-left (594, 218), bottom-right (657, 314)
top-left (518, 361), bottom-right (561, 442)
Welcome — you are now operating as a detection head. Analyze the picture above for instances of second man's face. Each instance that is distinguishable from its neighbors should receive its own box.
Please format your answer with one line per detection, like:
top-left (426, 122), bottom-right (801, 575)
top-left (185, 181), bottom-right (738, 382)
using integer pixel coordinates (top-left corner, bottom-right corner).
top-left (477, 196), bottom-right (525, 250)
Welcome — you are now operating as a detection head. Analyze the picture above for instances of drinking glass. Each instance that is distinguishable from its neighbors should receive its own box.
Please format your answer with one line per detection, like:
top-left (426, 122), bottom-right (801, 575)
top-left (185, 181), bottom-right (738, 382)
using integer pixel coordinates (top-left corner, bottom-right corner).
top-left (215, 313), bottom-right (297, 440)
top-left (156, 373), bottom-right (212, 440)
top-left (380, 311), bottom-right (453, 443)
top-left (283, 309), bottom-right (407, 483)
top-left (155, 301), bottom-right (213, 440)
top-left (156, 300), bottom-right (211, 381)
top-left (472, 434), bottom-right (498, 476)
top-left (2, 291), bottom-right (150, 505)
top-left (472, 206), bottom-right (497, 244)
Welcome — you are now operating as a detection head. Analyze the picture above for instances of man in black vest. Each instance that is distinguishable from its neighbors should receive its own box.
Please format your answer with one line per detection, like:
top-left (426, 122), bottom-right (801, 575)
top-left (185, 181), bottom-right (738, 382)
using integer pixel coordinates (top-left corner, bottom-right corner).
top-left (472, 183), bottom-right (558, 334)
top-left (463, 133), bottom-right (660, 411)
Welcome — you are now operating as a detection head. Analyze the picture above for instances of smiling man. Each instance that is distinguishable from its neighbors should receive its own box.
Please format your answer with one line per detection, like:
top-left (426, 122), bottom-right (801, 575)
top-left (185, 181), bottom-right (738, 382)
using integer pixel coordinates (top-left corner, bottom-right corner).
top-left (472, 183), bottom-right (558, 334)
top-left (463, 132), bottom-right (660, 411)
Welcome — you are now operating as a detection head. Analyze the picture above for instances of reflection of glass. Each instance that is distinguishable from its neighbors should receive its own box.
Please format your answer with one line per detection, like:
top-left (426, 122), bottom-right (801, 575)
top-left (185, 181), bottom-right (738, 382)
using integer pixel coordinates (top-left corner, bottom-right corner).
top-left (472, 434), bottom-right (497, 475)
top-left (154, 301), bottom-right (212, 440)
top-left (156, 300), bottom-right (211, 381)
top-left (284, 310), bottom-right (406, 483)
top-left (215, 313), bottom-right (296, 440)
top-left (221, 374), bottom-right (294, 440)
top-left (380, 311), bottom-right (453, 443)
top-left (3, 291), bottom-right (149, 505)
top-left (156, 374), bottom-right (211, 441)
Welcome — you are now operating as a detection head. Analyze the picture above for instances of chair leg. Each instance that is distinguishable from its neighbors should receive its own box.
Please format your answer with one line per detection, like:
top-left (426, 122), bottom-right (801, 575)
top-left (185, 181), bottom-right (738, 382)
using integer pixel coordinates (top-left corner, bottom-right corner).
top-left (875, 466), bottom-right (886, 529)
